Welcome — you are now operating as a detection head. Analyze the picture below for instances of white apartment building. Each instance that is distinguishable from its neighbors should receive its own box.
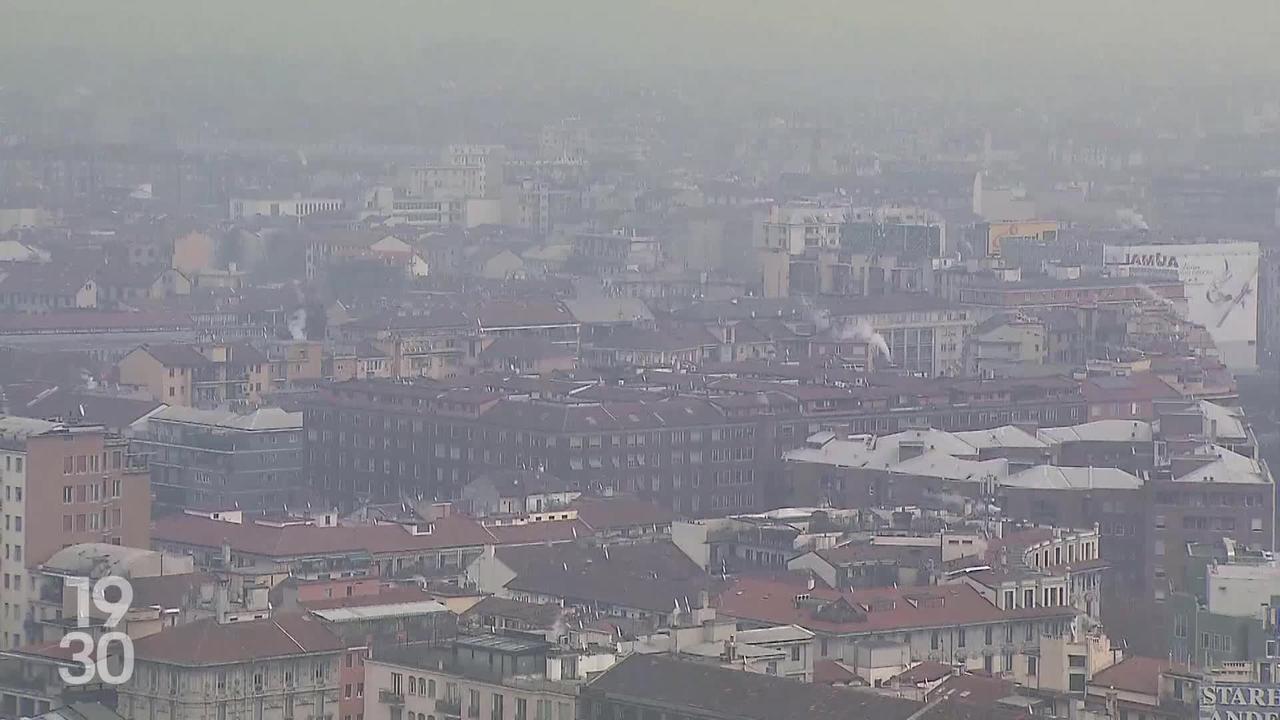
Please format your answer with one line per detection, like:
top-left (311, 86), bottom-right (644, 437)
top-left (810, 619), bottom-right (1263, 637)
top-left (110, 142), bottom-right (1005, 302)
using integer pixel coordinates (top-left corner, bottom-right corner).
top-left (230, 194), bottom-right (345, 220)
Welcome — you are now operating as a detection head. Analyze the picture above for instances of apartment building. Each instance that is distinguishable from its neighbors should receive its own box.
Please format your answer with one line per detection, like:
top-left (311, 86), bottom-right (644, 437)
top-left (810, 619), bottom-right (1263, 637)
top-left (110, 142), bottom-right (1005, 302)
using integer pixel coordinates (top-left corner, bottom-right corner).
top-left (150, 504), bottom-right (496, 583)
top-left (335, 309), bottom-right (477, 381)
top-left (134, 406), bottom-right (304, 511)
top-left (303, 375), bottom-right (1085, 515)
top-left (116, 343), bottom-right (271, 408)
top-left (119, 614), bottom-right (343, 720)
top-left (364, 635), bottom-right (578, 720)
top-left (0, 417), bottom-right (151, 650)
top-left (718, 575), bottom-right (1079, 678)
top-left (229, 193), bottom-right (345, 220)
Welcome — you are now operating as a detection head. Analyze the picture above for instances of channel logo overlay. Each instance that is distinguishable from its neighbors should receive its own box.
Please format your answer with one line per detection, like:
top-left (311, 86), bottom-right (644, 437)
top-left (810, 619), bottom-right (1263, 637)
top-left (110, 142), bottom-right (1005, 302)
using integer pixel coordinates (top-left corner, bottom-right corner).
top-left (58, 576), bottom-right (135, 686)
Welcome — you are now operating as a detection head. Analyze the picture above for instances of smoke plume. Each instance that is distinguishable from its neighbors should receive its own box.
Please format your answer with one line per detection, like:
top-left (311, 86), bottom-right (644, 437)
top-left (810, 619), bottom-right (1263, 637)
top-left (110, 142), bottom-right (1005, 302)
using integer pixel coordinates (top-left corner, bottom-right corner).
top-left (288, 308), bottom-right (307, 340)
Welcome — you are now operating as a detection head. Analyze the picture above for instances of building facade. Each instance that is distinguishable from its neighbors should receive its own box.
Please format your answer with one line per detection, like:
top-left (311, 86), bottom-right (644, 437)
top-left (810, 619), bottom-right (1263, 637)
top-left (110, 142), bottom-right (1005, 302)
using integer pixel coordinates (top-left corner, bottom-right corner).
top-left (0, 417), bottom-right (151, 650)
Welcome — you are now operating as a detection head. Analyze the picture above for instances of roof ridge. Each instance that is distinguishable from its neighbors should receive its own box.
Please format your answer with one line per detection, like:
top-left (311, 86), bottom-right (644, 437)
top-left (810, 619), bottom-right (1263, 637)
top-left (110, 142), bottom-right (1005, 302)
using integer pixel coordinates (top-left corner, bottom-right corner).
top-left (273, 617), bottom-right (307, 653)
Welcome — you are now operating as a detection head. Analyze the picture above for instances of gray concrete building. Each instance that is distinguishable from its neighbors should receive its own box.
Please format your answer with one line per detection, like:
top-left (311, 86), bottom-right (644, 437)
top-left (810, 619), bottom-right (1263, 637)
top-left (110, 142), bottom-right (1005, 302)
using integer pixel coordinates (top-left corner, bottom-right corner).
top-left (135, 406), bottom-right (304, 511)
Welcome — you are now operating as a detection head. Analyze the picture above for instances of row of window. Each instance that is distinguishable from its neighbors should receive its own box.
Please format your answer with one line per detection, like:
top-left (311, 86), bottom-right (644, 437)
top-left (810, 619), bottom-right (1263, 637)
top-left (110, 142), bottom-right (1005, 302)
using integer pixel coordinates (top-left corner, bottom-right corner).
top-left (62, 509), bottom-right (123, 532)
top-left (62, 479), bottom-right (123, 503)
top-left (63, 452), bottom-right (122, 475)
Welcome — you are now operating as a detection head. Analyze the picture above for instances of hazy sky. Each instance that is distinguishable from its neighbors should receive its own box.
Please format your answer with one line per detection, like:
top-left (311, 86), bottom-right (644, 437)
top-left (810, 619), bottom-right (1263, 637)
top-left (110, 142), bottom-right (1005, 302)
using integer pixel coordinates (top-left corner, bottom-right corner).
top-left (6, 0), bottom-right (1278, 76)
top-left (3, 1), bottom-right (1278, 145)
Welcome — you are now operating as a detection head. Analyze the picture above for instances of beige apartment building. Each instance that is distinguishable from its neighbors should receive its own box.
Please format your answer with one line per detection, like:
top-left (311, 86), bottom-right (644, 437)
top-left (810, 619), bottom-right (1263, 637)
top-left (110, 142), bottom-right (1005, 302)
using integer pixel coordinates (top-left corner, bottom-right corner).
top-left (0, 417), bottom-right (151, 650)
top-left (117, 342), bottom-right (272, 408)
top-left (119, 614), bottom-right (344, 720)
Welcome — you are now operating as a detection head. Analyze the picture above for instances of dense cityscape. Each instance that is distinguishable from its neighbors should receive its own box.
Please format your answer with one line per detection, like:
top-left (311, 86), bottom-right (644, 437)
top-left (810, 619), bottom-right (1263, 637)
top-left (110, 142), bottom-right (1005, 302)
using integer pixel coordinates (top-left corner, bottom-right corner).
top-left (2, 2), bottom-right (1280, 719)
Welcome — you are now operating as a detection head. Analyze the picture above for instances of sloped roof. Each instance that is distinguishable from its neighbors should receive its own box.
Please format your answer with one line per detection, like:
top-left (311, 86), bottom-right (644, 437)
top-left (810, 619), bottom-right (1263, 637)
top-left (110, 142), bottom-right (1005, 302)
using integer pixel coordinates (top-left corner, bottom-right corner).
top-left (1089, 656), bottom-right (1172, 696)
top-left (152, 511), bottom-right (496, 558)
top-left (131, 614), bottom-right (343, 666)
top-left (571, 494), bottom-right (675, 530)
top-left (718, 575), bottom-right (1077, 635)
top-left (136, 343), bottom-right (209, 367)
top-left (1173, 446), bottom-right (1270, 485)
top-left (1001, 465), bottom-right (1142, 491)
top-left (564, 297), bottom-right (655, 325)
top-left (149, 405), bottom-right (301, 431)
top-left (1036, 419), bottom-right (1153, 445)
top-left (588, 654), bottom-right (923, 720)
top-left (496, 540), bottom-right (707, 613)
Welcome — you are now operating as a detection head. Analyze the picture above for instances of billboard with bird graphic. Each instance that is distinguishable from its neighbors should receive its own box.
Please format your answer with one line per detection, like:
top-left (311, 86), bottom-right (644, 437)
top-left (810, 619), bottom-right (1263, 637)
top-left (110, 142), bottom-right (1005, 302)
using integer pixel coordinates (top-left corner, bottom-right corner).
top-left (1104, 241), bottom-right (1259, 370)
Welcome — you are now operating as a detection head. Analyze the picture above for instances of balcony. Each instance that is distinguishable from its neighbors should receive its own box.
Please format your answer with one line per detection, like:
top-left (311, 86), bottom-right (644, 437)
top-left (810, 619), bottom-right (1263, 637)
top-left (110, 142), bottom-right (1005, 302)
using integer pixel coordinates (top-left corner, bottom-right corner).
top-left (378, 690), bottom-right (404, 706)
top-left (436, 698), bottom-right (462, 717)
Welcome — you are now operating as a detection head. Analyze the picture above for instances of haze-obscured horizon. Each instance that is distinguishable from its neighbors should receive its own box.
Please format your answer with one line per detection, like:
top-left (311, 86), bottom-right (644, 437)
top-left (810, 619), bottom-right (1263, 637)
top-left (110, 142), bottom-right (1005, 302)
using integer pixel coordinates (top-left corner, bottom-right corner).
top-left (4, 0), bottom-right (1279, 148)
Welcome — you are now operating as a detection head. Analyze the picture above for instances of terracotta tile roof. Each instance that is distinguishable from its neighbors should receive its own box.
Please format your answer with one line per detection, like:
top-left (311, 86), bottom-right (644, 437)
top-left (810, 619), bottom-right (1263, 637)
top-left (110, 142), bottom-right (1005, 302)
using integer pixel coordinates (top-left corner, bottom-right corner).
top-left (587, 654), bottom-right (923, 720)
top-left (485, 519), bottom-right (593, 546)
top-left (132, 613), bottom-right (344, 666)
top-left (928, 673), bottom-right (1021, 708)
top-left (138, 343), bottom-right (210, 367)
top-left (717, 575), bottom-right (1078, 635)
top-left (151, 512), bottom-right (496, 559)
top-left (891, 660), bottom-right (956, 685)
top-left (813, 659), bottom-right (860, 685)
top-left (476, 300), bottom-right (576, 328)
top-left (571, 494), bottom-right (675, 531)
top-left (1082, 373), bottom-right (1182, 403)
top-left (1089, 656), bottom-right (1172, 697)
top-left (0, 310), bottom-right (192, 334)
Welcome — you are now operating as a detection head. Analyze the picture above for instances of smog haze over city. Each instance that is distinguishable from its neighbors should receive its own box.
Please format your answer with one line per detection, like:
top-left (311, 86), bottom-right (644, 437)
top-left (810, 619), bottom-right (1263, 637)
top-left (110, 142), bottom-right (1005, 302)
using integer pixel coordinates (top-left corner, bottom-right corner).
top-left (1, 3), bottom-right (1280, 720)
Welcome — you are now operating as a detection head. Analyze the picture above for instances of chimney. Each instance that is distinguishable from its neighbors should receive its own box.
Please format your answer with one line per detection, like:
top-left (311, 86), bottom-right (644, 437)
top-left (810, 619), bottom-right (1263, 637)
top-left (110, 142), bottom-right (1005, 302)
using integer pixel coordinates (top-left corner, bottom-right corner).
top-left (221, 539), bottom-right (232, 567)
top-left (215, 578), bottom-right (231, 623)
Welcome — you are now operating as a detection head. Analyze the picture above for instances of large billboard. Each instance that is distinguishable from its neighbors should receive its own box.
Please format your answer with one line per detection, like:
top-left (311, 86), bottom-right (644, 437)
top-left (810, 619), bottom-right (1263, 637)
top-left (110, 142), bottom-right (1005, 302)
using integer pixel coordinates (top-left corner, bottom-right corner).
top-left (984, 220), bottom-right (1059, 257)
top-left (1200, 683), bottom-right (1280, 719)
top-left (1104, 241), bottom-right (1260, 370)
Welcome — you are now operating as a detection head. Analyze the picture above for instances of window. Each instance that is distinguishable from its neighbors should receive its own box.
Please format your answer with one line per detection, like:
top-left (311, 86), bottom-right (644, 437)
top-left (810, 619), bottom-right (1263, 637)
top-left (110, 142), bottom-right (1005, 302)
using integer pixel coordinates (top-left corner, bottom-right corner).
top-left (515, 699), bottom-right (527, 720)
top-left (491, 694), bottom-right (503, 720)
top-left (468, 690), bottom-right (480, 718)
top-left (428, 679), bottom-right (436, 698)
top-left (957, 629), bottom-right (966, 648)
top-left (1028, 656), bottom-right (1038, 676)
top-left (931, 631), bottom-right (940, 650)
top-left (63, 486), bottom-right (72, 503)
top-left (984, 626), bottom-right (993, 645)
top-left (791, 646), bottom-right (801, 662)
top-left (391, 673), bottom-right (403, 694)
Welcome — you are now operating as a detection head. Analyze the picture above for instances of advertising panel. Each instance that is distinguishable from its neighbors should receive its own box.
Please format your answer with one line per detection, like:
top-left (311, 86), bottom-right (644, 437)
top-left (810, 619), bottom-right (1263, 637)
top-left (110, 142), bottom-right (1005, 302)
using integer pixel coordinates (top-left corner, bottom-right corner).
top-left (985, 220), bottom-right (1060, 257)
top-left (1200, 683), bottom-right (1280, 719)
top-left (1103, 241), bottom-right (1259, 370)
